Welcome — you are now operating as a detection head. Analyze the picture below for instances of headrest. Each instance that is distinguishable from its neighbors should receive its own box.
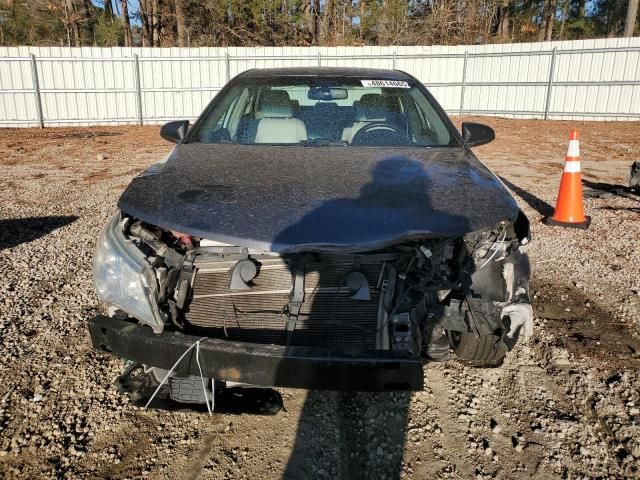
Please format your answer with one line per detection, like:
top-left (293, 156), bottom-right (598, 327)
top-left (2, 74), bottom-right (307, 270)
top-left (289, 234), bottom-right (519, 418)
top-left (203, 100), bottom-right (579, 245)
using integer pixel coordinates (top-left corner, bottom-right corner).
top-left (355, 94), bottom-right (389, 122)
top-left (315, 102), bottom-right (337, 113)
top-left (260, 90), bottom-right (293, 118)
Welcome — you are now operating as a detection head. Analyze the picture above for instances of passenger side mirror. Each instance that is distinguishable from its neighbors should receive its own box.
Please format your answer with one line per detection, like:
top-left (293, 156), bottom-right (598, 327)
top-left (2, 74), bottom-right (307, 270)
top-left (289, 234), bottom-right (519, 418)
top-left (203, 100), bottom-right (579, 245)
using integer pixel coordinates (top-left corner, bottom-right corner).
top-left (160, 120), bottom-right (190, 144)
top-left (461, 122), bottom-right (495, 147)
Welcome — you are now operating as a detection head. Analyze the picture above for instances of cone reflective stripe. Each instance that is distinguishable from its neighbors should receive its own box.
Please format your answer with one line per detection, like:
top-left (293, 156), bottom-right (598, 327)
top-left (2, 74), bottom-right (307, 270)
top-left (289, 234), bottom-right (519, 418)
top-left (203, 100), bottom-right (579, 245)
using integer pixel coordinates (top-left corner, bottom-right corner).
top-left (543, 128), bottom-right (591, 229)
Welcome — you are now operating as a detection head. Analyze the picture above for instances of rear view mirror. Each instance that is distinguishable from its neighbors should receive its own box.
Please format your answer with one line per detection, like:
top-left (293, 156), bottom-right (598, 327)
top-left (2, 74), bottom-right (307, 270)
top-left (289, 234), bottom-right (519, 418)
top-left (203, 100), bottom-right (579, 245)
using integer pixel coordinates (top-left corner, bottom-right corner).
top-left (160, 120), bottom-right (190, 143)
top-left (462, 122), bottom-right (495, 147)
top-left (308, 87), bottom-right (348, 101)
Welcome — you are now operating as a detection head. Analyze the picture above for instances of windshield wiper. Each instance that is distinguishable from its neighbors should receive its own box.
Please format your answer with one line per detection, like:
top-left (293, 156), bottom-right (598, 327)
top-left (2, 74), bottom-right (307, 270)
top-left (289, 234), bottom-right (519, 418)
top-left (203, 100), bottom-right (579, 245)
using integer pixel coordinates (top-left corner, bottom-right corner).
top-left (303, 139), bottom-right (348, 147)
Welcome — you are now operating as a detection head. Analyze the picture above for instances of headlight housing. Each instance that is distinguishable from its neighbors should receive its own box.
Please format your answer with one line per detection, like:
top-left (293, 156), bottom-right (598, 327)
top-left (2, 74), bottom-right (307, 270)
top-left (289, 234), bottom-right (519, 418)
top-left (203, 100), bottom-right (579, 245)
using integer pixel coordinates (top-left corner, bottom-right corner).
top-left (93, 212), bottom-right (164, 332)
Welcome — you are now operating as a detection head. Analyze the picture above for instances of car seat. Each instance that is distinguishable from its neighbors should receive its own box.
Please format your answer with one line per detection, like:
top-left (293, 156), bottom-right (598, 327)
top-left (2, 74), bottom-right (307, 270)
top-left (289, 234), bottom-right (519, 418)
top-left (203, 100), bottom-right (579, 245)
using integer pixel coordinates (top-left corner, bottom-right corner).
top-left (341, 94), bottom-right (391, 143)
top-left (255, 91), bottom-right (308, 144)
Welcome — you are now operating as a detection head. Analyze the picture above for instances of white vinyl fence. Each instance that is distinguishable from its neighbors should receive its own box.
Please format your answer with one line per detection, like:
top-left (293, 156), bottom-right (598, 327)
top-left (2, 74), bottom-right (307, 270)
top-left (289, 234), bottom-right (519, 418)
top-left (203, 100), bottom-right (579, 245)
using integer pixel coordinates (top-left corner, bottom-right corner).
top-left (1, 37), bottom-right (639, 127)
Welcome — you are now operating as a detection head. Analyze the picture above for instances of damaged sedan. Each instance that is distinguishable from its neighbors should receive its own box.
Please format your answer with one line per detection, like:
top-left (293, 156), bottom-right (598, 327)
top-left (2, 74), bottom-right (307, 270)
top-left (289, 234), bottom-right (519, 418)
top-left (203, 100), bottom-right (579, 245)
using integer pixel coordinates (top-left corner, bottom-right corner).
top-left (89, 67), bottom-right (532, 404)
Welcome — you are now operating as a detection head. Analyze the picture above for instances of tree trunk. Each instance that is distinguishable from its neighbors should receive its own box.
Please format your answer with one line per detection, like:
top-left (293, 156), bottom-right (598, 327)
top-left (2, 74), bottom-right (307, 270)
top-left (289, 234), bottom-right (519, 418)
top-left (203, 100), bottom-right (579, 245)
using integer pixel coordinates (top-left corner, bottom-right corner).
top-left (312, 0), bottom-right (320, 44)
top-left (325, 0), bottom-right (336, 45)
top-left (496, 0), bottom-right (511, 39)
top-left (545, 0), bottom-right (556, 41)
top-left (537, 0), bottom-right (556, 41)
top-left (159, 0), bottom-right (174, 46)
top-left (83, 0), bottom-right (95, 41)
top-left (66, 0), bottom-right (81, 46)
top-left (175, 0), bottom-right (187, 46)
top-left (577, 0), bottom-right (586, 18)
top-left (359, 0), bottom-right (365, 40)
top-left (152, 0), bottom-right (160, 46)
top-left (624, 0), bottom-right (639, 37)
top-left (558, 0), bottom-right (570, 39)
top-left (302, 0), bottom-right (312, 43)
top-left (121, 0), bottom-right (132, 46)
top-left (139, 0), bottom-right (153, 46)
top-left (104, 0), bottom-right (113, 16)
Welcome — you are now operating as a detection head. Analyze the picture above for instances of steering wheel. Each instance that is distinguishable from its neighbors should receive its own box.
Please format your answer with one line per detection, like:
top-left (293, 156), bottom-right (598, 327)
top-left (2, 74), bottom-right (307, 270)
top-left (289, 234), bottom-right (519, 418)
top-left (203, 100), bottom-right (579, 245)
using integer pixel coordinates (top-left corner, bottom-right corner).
top-left (350, 122), bottom-right (407, 146)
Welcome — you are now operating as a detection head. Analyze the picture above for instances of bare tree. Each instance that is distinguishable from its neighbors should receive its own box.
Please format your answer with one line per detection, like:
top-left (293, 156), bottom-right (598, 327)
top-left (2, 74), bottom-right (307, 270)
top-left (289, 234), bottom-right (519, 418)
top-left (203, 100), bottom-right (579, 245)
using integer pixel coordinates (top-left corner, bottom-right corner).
top-left (65, 0), bottom-right (81, 46)
top-left (325, 0), bottom-right (336, 45)
top-left (121, 0), bottom-right (132, 46)
top-left (175, 0), bottom-right (187, 46)
top-left (537, 0), bottom-right (557, 41)
top-left (104, 0), bottom-right (113, 16)
top-left (312, 0), bottom-right (320, 44)
top-left (152, 0), bottom-right (160, 46)
top-left (577, 0), bottom-right (586, 19)
top-left (139, 0), bottom-right (153, 46)
top-left (624, 0), bottom-right (639, 37)
top-left (359, 0), bottom-right (366, 40)
top-left (496, 0), bottom-right (512, 39)
top-left (558, 0), bottom-right (570, 39)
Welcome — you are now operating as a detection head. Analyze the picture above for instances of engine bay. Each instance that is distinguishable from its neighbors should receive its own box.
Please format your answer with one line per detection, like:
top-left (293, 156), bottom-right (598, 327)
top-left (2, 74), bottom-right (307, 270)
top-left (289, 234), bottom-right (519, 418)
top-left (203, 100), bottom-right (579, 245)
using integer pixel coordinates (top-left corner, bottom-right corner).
top-left (119, 214), bottom-right (532, 361)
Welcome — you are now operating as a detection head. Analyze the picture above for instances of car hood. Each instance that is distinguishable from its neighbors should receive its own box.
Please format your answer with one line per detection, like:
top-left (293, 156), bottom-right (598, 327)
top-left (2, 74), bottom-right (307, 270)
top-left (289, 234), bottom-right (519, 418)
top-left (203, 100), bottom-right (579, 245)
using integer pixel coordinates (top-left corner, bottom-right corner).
top-left (118, 144), bottom-right (519, 252)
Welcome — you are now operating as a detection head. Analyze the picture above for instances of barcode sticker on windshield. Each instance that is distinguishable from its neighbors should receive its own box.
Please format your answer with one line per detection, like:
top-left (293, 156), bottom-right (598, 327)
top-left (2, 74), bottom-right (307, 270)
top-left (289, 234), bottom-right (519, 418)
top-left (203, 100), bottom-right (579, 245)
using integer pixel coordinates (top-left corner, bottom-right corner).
top-left (361, 80), bottom-right (410, 88)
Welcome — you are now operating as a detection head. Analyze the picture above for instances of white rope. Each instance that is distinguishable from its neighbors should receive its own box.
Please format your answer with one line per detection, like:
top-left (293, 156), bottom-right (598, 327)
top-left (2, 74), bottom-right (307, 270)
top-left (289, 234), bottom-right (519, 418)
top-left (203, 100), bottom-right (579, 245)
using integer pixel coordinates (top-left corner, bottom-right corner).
top-left (211, 378), bottom-right (215, 412)
top-left (195, 340), bottom-right (212, 415)
top-left (144, 337), bottom-right (213, 415)
top-left (477, 227), bottom-right (507, 271)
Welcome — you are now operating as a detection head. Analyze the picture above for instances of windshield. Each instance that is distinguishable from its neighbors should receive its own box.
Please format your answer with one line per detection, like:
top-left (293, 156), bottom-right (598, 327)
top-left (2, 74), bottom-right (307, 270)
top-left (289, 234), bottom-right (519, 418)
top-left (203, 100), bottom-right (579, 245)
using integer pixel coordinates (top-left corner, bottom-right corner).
top-left (188, 77), bottom-right (459, 147)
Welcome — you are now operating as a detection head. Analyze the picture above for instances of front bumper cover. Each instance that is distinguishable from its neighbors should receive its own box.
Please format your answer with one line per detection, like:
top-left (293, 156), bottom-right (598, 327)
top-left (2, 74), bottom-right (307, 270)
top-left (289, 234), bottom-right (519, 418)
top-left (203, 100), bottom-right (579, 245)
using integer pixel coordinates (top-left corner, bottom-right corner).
top-left (89, 315), bottom-right (424, 391)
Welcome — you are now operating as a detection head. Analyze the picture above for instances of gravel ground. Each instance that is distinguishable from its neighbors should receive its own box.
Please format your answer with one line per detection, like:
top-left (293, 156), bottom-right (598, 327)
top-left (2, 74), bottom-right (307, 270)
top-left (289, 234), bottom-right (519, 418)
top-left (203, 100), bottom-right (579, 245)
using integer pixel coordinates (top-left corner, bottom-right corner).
top-left (0, 118), bottom-right (639, 479)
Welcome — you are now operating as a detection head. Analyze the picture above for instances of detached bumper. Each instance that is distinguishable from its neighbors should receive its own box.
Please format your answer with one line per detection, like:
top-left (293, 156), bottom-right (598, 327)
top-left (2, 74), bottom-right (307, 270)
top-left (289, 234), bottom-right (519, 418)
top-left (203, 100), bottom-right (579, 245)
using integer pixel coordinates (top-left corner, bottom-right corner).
top-left (88, 315), bottom-right (424, 391)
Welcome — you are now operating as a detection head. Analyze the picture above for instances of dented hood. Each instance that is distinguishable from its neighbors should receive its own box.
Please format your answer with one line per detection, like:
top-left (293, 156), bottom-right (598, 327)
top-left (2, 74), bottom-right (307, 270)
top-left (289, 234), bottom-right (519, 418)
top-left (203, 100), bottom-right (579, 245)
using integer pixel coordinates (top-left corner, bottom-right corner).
top-left (118, 144), bottom-right (518, 252)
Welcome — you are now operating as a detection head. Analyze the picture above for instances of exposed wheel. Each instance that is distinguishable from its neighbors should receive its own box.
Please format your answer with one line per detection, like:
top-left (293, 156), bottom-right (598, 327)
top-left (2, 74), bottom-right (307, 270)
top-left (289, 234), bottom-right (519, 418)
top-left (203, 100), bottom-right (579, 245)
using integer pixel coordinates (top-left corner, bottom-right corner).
top-left (448, 331), bottom-right (511, 365)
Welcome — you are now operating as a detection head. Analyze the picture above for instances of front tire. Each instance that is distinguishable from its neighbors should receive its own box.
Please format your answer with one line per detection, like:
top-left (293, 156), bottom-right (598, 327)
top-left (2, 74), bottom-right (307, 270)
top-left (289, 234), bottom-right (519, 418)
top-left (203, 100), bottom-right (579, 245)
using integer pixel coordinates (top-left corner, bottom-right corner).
top-left (449, 331), bottom-right (510, 365)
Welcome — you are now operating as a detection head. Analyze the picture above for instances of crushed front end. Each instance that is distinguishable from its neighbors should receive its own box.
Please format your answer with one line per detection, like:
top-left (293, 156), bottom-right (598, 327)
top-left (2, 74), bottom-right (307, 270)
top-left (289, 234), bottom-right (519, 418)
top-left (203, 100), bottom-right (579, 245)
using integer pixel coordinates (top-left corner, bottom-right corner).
top-left (89, 211), bottom-right (532, 399)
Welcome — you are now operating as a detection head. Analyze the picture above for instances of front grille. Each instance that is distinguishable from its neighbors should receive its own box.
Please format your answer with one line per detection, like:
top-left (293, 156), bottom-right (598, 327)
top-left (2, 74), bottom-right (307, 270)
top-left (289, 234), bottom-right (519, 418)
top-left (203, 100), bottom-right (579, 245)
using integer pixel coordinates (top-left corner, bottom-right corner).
top-left (183, 255), bottom-right (388, 350)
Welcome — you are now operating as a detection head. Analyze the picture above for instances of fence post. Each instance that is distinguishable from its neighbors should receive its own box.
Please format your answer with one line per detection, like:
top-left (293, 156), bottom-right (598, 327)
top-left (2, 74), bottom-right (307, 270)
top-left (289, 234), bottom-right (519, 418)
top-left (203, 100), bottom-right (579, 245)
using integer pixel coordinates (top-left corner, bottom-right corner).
top-left (133, 54), bottom-right (143, 126)
top-left (30, 54), bottom-right (44, 128)
top-left (392, 51), bottom-right (397, 70)
top-left (225, 52), bottom-right (230, 83)
top-left (459, 50), bottom-right (468, 117)
top-left (318, 52), bottom-right (322, 67)
top-left (544, 47), bottom-right (557, 120)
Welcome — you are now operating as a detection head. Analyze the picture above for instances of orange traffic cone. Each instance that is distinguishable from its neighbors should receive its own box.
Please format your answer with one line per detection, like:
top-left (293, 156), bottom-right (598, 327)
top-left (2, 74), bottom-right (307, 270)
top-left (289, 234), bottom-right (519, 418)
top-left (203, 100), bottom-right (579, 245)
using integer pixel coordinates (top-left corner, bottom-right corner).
top-left (543, 129), bottom-right (591, 229)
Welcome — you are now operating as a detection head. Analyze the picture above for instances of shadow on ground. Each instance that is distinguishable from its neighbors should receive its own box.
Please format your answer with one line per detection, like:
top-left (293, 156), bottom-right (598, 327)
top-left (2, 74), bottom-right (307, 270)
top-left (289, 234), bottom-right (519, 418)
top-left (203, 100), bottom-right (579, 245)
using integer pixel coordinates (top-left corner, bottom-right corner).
top-left (582, 179), bottom-right (640, 200)
top-left (273, 156), bottom-right (472, 479)
top-left (499, 176), bottom-right (554, 216)
top-left (0, 216), bottom-right (78, 250)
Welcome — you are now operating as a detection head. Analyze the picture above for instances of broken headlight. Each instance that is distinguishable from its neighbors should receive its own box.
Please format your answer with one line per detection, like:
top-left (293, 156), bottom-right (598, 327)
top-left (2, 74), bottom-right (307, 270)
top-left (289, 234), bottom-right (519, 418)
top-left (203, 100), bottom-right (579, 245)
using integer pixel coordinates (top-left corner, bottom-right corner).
top-left (93, 212), bottom-right (164, 332)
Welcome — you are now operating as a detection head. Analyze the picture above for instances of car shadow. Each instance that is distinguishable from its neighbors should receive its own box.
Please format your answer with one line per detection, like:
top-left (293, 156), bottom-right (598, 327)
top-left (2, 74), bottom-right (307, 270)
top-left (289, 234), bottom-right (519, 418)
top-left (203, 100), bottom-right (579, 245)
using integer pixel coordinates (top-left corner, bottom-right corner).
top-left (269, 156), bottom-right (473, 479)
top-left (0, 216), bottom-right (78, 250)
top-left (582, 178), bottom-right (640, 200)
top-left (498, 176), bottom-right (555, 217)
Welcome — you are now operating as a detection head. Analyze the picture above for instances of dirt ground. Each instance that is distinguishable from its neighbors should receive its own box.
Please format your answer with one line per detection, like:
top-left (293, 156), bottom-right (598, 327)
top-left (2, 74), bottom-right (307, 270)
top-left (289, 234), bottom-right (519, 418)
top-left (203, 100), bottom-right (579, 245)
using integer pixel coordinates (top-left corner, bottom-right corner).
top-left (0, 117), bottom-right (639, 479)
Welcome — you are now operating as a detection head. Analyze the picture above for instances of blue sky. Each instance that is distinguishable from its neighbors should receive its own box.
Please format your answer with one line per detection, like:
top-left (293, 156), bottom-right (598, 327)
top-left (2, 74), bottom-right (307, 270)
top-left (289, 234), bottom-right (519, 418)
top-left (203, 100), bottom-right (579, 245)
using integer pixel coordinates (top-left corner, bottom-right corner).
top-left (93, 0), bottom-right (139, 18)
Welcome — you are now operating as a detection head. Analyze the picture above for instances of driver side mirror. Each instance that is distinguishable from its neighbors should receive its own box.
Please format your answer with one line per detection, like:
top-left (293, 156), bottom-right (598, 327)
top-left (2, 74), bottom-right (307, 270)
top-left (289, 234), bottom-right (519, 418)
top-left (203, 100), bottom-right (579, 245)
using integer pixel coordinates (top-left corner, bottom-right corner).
top-left (160, 120), bottom-right (190, 144)
top-left (461, 122), bottom-right (495, 147)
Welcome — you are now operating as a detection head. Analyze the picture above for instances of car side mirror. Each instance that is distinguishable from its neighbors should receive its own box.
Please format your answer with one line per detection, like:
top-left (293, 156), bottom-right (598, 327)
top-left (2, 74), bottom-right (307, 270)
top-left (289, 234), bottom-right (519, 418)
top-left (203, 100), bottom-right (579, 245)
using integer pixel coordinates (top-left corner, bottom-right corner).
top-left (160, 120), bottom-right (190, 144)
top-left (461, 122), bottom-right (495, 147)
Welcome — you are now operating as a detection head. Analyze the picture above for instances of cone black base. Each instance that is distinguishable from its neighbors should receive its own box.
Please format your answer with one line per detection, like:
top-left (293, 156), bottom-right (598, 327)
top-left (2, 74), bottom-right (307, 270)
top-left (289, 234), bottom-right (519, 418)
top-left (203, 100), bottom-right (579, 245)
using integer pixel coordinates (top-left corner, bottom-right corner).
top-left (543, 215), bottom-right (591, 229)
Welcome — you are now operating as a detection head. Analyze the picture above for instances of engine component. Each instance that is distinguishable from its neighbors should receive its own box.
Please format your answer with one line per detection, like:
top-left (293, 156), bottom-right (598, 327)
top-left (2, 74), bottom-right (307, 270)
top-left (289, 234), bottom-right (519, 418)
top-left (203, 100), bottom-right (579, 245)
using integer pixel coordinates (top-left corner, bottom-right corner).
top-left (182, 253), bottom-right (393, 350)
top-left (390, 312), bottom-right (420, 355)
top-left (129, 221), bottom-right (183, 267)
top-left (229, 259), bottom-right (258, 290)
top-left (346, 271), bottom-right (372, 301)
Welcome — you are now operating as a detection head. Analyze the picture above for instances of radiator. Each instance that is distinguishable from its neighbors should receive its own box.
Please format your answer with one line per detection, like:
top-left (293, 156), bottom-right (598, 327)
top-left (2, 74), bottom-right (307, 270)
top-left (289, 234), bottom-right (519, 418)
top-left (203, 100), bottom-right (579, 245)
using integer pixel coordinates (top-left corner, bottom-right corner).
top-left (183, 254), bottom-right (390, 350)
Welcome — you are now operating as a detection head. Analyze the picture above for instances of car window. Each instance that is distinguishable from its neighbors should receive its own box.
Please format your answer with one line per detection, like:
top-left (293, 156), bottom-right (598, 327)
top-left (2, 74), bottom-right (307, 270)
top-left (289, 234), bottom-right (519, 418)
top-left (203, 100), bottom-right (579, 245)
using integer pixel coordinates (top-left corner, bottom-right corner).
top-left (188, 77), bottom-right (459, 147)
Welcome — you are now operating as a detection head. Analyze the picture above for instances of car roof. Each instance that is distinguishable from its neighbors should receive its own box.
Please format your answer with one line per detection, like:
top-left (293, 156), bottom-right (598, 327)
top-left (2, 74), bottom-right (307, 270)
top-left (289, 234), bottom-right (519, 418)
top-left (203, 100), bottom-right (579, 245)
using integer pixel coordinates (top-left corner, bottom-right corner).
top-left (237, 67), bottom-right (412, 81)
